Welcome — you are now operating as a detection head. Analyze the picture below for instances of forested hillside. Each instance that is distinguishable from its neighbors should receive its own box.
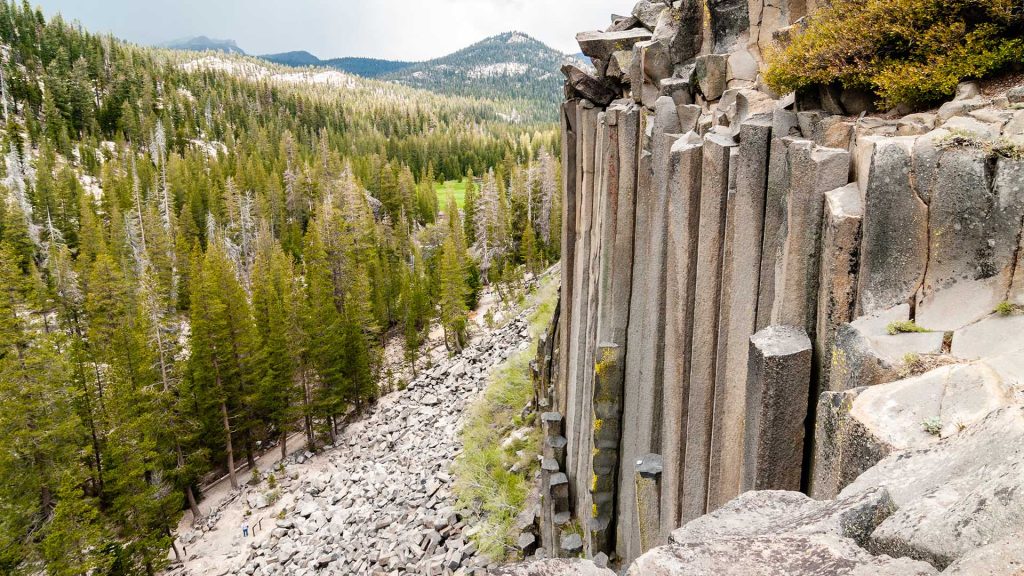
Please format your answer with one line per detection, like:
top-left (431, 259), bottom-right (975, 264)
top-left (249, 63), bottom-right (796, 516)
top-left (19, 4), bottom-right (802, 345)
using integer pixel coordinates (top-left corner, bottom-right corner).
top-left (0, 3), bottom-right (560, 574)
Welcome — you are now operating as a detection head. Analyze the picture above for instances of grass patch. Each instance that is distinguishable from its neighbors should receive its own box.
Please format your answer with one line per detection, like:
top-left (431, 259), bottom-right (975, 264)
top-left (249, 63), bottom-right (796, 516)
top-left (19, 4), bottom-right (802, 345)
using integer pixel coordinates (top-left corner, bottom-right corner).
top-left (886, 320), bottom-right (931, 336)
top-left (452, 273), bottom-right (558, 561)
top-left (994, 301), bottom-right (1023, 316)
top-left (437, 180), bottom-right (468, 209)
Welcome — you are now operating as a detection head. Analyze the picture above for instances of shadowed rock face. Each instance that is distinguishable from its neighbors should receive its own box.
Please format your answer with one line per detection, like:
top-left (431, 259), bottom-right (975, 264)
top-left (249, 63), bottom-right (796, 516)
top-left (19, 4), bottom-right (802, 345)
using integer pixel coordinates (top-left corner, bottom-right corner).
top-left (707, 0), bottom-right (749, 53)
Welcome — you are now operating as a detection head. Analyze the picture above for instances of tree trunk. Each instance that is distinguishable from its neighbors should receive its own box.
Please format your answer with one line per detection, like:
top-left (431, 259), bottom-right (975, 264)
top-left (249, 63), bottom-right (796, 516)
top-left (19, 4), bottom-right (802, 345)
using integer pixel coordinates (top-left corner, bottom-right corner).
top-left (167, 526), bottom-right (182, 562)
top-left (301, 371), bottom-right (314, 449)
top-left (177, 443), bottom-right (203, 521)
top-left (220, 400), bottom-right (238, 489)
top-left (280, 432), bottom-right (287, 461)
top-left (244, 428), bottom-right (257, 472)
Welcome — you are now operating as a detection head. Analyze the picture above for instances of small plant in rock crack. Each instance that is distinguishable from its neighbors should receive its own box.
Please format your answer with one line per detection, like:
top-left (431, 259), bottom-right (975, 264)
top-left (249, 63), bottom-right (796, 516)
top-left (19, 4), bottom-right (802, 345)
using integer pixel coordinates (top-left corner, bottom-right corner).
top-left (994, 301), bottom-right (1021, 316)
top-left (922, 417), bottom-right (943, 436)
top-left (887, 320), bottom-right (931, 335)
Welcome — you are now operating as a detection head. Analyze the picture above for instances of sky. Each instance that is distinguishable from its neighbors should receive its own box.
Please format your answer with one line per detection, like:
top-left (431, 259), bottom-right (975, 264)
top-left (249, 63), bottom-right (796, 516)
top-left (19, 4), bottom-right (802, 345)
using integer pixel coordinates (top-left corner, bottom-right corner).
top-left (36, 0), bottom-right (626, 60)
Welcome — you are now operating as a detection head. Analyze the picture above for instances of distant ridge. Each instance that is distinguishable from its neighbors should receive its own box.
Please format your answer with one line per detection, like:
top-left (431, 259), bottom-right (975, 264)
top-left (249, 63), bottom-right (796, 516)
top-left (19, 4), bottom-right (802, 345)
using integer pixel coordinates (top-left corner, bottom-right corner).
top-left (260, 51), bottom-right (414, 77)
top-left (160, 36), bottom-right (245, 54)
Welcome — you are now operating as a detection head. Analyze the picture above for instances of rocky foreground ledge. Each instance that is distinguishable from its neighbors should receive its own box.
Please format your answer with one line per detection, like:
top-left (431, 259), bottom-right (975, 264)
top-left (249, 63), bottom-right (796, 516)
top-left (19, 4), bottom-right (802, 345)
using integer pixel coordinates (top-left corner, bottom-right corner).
top-left (166, 307), bottom-right (537, 576)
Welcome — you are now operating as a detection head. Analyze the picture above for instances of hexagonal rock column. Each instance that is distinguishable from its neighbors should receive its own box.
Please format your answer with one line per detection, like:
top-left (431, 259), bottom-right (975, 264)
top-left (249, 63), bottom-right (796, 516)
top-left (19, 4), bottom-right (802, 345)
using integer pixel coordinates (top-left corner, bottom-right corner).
top-left (701, 118), bottom-right (773, 523)
top-left (915, 151), bottom-right (1024, 331)
top-left (693, 128), bottom-right (740, 515)
top-left (557, 100), bottom-right (579, 418)
top-left (581, 101), bottom-right (640, 557)
top-left (756, 109), bottom-right (801, 331)
top-left (770, 140), bottom-right (851, 334)
top-left (658, 131), bottom-right (705, 537)
top-left (816, 183), bottom-right (864, 392)
top-left (563, 102), bottom-right (600, 494)
top-left (853, 135), bottom-right (927, 317)
top-left (569, 108), bottom-right (615, 553)
top-left (634, 454), bottom-right (664, 554)
top-left (741, 325), bottom-right (813, 493)
top-left (617, 98), bottom-right (679, 564)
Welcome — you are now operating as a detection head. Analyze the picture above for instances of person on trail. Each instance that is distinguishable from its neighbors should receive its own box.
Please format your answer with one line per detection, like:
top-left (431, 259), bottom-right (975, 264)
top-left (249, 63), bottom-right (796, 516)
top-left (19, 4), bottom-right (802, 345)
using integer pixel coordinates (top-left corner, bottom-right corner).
top-left (242, 521), bottom-right (249, 537)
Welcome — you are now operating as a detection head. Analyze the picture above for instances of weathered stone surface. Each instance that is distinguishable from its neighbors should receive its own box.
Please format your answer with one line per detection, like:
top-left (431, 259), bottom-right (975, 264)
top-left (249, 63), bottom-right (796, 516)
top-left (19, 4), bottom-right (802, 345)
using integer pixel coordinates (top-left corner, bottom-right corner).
top-left (854, 136), bottom-right (928, 316)
top-left (707, 115), bottom-right (772, 509)
top-left (617, 102), bottom-right (677, 564)
top-left (916, 151), bottom-right (1024, 331)
top-left (659, 131), bottom-right (704, 537)
top-left (631, 0), bottom-right (667, 29)
top-left (742, 325), bottom-right (813, 492)
top-left (670, 489), bottom-right (896, 548)
top-left (771, 141), bottom-right (851, 332)
top-left (687, 128), bottom-right (738, 517)
top-left (605, 50), bottom-right (633, 82)
top-left (638, 40), bottom-right (672, 85)
top-left (756, 109), bottom-right (801, 331)
top-left (952, 312), bottom-right (1024, 361)
top-left (695, 54), bottom-right (729, 101)
top-left (635, 454), bottom-right (664, 553)
top-left (627, 533), bottom-right (937, 576)
top-left (817, 184), bottom-right (863, 391)
top-left (828, 304), bottom-right (945, 392)
top-left (651, 0), bottom-right (703, 67)
top-left (811, 387), bottom-right (880, 499)
top-left (557, 100), bottom-right (579, 418)
top-left (942, 535), bottom-right (1024, 576)
top-left (851, 363), bottom-right (1013, 447)
top-left (576, 29), bottom-right (653, 62)
top-left (841, 407), bottom-right (1024, 569)
top-left (707, 0), bottom-right (749, 53)
top-left (494, 558), bottom-right (616, 576)
top-left (563, 103), bottom-right (600, 521)
top-left (562, 64), bottom-right (620, 107)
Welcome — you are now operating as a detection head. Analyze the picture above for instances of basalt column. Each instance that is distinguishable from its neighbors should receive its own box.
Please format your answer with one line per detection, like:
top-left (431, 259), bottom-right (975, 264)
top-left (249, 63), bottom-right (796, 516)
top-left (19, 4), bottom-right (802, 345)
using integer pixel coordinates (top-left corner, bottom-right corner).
top-left (703, 117), bottom-right (773, 516)
top-left (585, 101), bottom-right (641, 556)
top-left (572, 107), bottom-right (610, 531)
top-left (617, 96), bottom-right (679, 563)
top-left (658, 131), bottom-right (705, 538)
top-left (564, 102), bottom-right (600, 495)
top-left (556, 100), bottom-right (579, 417)
top-left (686, 127), bottom-right (737, 517)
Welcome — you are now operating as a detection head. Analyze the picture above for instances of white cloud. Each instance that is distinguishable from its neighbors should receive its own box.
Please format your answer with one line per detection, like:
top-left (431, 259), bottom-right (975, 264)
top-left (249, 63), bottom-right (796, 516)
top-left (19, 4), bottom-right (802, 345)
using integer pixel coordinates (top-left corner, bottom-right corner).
top-left (37, 0), bottom-right (625, 59)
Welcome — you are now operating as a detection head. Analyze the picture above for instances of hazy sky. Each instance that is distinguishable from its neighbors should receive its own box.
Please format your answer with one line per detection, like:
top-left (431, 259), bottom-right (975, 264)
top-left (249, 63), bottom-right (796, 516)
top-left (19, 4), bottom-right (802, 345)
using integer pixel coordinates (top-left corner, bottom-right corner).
top-left (36, 0), bottom-right (625, 60)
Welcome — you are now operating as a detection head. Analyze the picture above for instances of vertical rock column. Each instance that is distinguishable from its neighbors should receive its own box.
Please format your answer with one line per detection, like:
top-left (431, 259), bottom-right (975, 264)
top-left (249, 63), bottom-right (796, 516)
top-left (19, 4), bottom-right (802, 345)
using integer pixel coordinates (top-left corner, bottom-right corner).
top-left (570, 109), bottom-right (612, 538)
top-left (634, 454), bottom-right (664, 555)
top-left (689, 128), bottom-right (738, 516)
top-left (815, 184), bottom-right (863, 391)
top-left (741, 325), bottom-right (813, 492)
top-left (617, 97), bottom-right (679, 564)
top-left (703, 117), bottom-right (773, 517)
top-left (557, 100), bottom-right (579, 417)
top-left (770, 140), bottom-right (851, 333)
top-left (755, 109), bottom-right (800, 331)
top-left (563, 102), bottom-right (600, 495)
top-left (658, 131), bottom-right (705, 538)
top-left (586, 101), bottom-right (641, 556)
top-left (854, 136), bottom-right (927, 317)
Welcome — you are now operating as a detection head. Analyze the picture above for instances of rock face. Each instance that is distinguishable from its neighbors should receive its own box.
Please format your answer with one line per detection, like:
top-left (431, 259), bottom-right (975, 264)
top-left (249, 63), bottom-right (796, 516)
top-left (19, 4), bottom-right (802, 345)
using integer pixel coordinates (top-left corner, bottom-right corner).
top-left (543, 0), bottom-right (1024, 573)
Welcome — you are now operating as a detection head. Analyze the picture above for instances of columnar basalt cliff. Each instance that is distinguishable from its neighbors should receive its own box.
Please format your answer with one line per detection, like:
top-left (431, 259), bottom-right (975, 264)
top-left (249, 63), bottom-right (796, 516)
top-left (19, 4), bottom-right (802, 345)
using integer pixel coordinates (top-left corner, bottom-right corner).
top-left (522, 1), bottom-right (1024, 574)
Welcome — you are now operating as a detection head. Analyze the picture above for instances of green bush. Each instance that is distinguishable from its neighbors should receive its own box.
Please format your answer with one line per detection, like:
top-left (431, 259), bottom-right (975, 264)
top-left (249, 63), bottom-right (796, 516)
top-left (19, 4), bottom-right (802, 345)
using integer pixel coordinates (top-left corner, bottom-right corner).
top-left (765, 0), bottom-right (1024, 109)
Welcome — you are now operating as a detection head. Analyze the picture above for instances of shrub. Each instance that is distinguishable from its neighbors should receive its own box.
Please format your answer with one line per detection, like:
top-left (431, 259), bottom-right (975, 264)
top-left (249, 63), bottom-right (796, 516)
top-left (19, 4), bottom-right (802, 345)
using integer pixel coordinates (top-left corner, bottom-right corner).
top-left (765, 0), bottom-right (1024, 109)
top-left (886, 320), bottom-right (931, 335)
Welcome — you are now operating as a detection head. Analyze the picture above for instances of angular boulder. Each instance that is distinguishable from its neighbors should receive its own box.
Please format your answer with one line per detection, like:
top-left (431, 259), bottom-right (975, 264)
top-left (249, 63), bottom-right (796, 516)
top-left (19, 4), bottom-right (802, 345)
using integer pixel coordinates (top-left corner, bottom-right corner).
top-left (576, 29), bottom-right (653, 62)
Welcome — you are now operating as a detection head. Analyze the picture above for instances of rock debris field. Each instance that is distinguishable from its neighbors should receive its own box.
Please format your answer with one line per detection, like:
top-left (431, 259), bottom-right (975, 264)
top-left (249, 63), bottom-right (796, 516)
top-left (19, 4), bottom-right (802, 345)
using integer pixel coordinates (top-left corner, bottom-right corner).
top-left (167, 311), bottom-right (534, 576)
